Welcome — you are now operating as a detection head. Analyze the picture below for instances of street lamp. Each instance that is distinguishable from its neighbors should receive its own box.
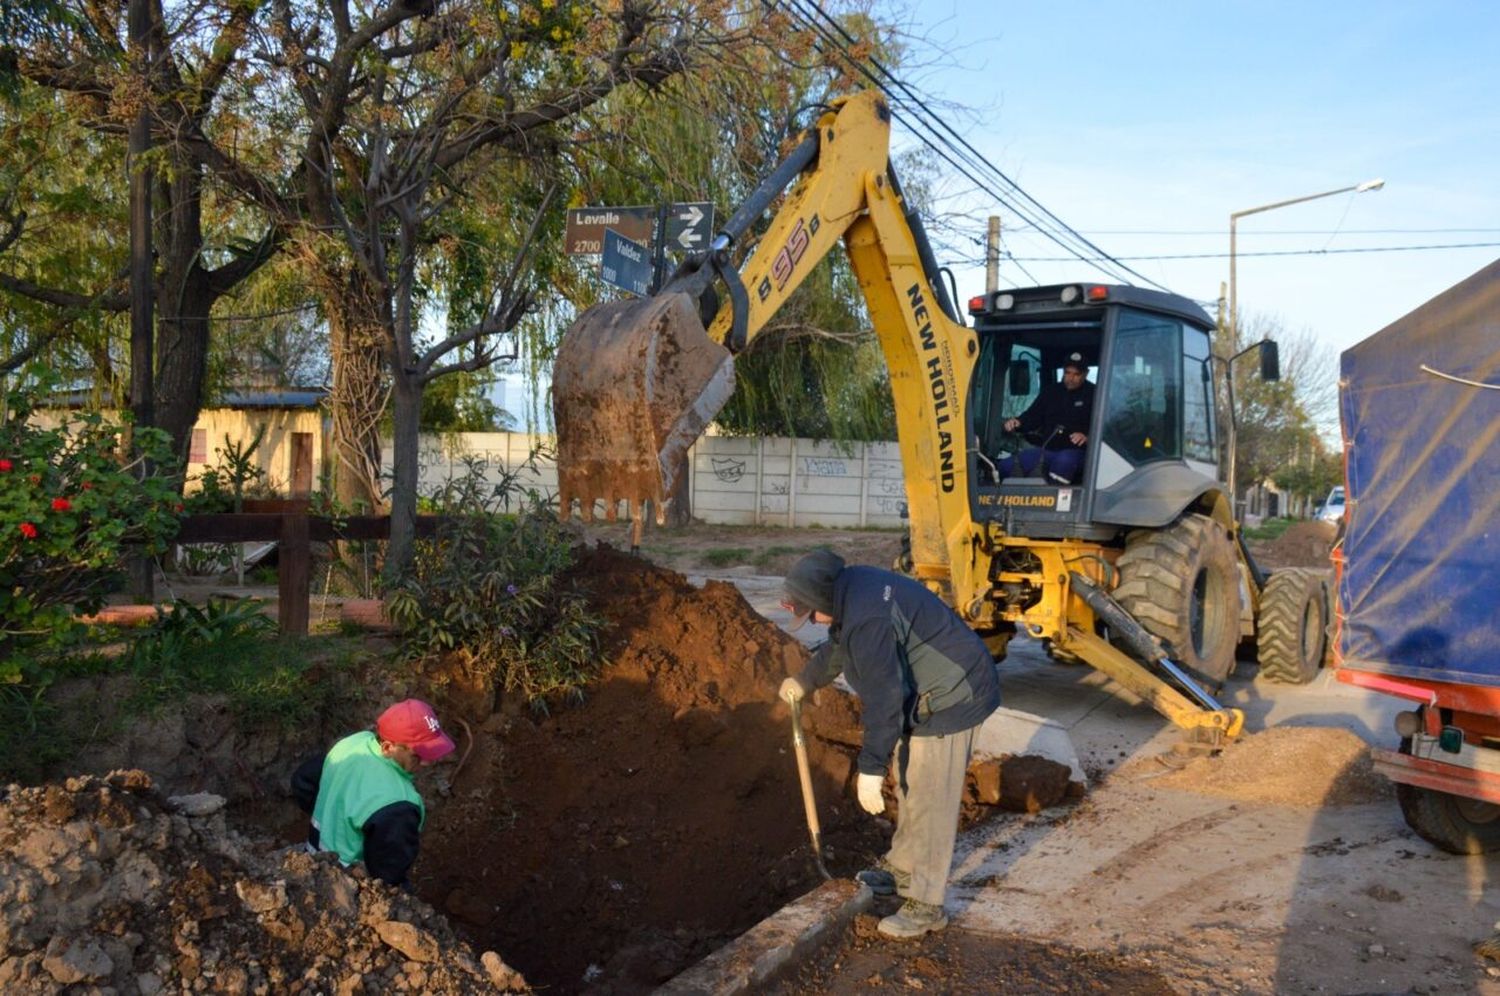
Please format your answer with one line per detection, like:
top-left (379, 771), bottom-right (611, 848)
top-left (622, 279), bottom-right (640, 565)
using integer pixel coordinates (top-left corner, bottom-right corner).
top-left (1224, 178), bottom-right (1384, 511)
top-left (1228, 178), bottom-right (1385, 342)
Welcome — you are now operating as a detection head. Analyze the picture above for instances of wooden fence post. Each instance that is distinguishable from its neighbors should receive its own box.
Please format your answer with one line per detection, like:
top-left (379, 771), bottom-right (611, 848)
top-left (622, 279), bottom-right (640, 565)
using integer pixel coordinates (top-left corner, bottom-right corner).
top-left (278, 512), bottom-right (310, 636)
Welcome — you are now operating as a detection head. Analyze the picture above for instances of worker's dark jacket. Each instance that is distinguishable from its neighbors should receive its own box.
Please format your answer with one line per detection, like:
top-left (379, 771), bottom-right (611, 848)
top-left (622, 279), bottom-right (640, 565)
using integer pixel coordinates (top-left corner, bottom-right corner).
top-left (292, 740), bottom-right (423, 887)
top-left (1017, 380), bottom-right (1095, 449)
top-left (796, 566), bottom-right (1001, 776)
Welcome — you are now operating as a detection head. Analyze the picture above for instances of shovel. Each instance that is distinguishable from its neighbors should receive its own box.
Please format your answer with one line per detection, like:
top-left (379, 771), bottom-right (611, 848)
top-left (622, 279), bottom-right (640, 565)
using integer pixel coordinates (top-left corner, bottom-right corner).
top-left (788, 697), bottom-right (832, 881)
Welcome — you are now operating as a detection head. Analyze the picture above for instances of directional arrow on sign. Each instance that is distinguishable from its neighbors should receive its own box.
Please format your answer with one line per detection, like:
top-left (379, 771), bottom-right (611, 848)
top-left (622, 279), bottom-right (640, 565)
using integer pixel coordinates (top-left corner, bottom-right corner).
top-left (676, 205), bottom-right (702, 247)
top-left (664, 201), bottom-right (714, 251)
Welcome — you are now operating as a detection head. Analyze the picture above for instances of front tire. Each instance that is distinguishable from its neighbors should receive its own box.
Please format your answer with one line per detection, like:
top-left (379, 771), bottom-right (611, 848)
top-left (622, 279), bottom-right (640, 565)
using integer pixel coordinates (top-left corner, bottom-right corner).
top-left (1256, 568), bottom-right (1330, 684)
top-left (1113, 513), bottom-right (1241, 692)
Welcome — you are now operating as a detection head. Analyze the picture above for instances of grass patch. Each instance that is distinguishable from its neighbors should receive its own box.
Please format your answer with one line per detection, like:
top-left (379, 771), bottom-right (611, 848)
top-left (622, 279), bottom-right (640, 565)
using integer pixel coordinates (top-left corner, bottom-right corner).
top-left (700, 547), bottom-right (754, 567)
top-left (752, 545), bottom-right (805, 568)
top-left (0, 625), bottom-right (377, 784)
top-left (1243, 517), bottom-right (1299, 542)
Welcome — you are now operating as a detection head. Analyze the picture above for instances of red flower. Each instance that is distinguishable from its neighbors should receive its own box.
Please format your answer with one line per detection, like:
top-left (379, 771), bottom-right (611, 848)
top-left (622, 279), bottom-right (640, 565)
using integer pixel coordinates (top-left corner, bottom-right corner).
top-left (28, 474), bottom-right (40, 485)
top-left (81, 481), bottom-right (94, 490)
top-left (51, 497), bottom-right (71, 512)
top-left (0, 459), bottom-right (11, 472)
top-left (19, 522), bottom-right (37, 539)
top-left (174, 503), bottom-right (185, 513)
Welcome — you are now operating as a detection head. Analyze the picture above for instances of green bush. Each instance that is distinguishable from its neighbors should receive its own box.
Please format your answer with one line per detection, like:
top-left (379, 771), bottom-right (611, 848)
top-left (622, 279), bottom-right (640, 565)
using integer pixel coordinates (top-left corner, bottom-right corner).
top-left (0, 377), bottom-right (181, 677)
top-left (386, 458), bottom-right (605, 706)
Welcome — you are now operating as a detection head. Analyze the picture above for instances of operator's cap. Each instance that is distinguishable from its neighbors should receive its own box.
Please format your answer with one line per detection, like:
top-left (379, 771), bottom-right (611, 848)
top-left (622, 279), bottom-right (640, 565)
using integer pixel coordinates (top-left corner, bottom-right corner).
top-left (1065, 352), bottom-right (1087, 371)
top-left (376, 699), bottom-right (456, 763)
top-left (780, 550), bottom-right (845, 632)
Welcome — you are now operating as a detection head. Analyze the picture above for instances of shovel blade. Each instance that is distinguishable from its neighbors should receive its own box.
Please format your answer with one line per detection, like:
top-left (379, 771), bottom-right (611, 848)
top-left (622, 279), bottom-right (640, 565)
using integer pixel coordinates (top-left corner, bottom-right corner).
top-left (552, 292), bottom-right (735, 523)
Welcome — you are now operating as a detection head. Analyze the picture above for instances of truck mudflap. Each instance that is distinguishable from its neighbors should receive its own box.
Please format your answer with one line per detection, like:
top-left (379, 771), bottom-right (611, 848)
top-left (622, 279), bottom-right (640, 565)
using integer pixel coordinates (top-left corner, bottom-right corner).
top-left (552, 292), bottom-right (734, 524)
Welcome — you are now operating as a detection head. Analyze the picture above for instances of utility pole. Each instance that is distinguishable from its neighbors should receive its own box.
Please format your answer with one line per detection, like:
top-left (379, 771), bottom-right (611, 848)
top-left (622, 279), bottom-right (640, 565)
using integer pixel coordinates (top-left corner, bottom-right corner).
top-left (985, 216), bottom-right (1001, 293)
top-left (127, 0), bottom-right (155, 600)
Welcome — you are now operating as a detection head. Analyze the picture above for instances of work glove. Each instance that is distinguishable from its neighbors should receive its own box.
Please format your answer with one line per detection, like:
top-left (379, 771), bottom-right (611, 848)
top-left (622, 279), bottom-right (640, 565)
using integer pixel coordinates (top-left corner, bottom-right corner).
top-left (779, 676), bottom-right (806, 705)
top-left (857, 772), bottom-right (886, 815)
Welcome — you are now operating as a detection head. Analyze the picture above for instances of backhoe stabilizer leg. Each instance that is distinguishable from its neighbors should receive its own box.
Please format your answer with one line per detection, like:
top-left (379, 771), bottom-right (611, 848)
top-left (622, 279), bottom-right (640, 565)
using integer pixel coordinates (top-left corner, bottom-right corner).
top-left (1069, 572), bottom-right (1238, 713)
top-left (1061, 627), bottom-right (1245, 740)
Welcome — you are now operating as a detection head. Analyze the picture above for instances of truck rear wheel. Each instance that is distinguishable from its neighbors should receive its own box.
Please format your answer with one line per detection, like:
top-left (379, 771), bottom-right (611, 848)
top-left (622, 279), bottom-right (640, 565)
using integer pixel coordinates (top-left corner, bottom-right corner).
top-left (1256, 568), bottom-right (1330, 684)
top-left (1113, 513), bottom-right (1240, 692)
top-left (1396, 781), bottom-right (1500, 854)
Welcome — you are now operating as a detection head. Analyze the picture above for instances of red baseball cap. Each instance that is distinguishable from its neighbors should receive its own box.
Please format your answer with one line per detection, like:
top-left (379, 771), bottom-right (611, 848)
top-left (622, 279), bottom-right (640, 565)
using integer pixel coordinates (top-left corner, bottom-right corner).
top-left (376, 699), bottom-right (456, 762)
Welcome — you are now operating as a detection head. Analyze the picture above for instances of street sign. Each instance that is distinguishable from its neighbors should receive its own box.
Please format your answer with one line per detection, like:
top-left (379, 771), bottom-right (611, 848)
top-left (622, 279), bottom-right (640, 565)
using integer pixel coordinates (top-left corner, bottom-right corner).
top-left (664, 201), bottom-right (714, 251)
top-left (564, 205), bottom-right (655, 255)
top-left (600, 228), bottom-right (653, 296)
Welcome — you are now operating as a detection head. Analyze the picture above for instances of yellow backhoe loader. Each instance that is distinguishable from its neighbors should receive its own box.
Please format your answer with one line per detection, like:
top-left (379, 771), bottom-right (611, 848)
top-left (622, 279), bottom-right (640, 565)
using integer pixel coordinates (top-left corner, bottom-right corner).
top-left (552, 91), bottom-right (1329, 741)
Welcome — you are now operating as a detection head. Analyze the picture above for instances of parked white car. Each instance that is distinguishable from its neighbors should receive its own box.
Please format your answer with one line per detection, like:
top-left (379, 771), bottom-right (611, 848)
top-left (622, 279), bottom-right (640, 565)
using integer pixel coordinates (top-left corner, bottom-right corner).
top-left (1316, 485), bottom-right (1346, 523)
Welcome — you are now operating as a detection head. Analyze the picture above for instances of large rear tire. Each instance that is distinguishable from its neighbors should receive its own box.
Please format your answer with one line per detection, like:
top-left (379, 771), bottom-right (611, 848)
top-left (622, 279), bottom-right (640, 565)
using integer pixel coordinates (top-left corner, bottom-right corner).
top-left (1113, 513), bottom-right (1241, 692)
top-left (1397, 781), bottom-right (1500, 854)
top-left (1256, 568), bottom-right (1330, 684)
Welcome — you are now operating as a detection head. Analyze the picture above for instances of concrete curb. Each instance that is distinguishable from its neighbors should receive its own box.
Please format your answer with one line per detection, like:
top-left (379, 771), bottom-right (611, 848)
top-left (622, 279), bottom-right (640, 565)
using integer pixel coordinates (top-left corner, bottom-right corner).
top-left (654, 879), bottom-right (872, 995)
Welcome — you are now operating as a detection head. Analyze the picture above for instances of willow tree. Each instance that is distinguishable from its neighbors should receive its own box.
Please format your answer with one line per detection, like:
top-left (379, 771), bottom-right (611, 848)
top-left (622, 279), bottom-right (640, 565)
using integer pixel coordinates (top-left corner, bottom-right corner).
top-left (546, 2), bottom-right (909, 444)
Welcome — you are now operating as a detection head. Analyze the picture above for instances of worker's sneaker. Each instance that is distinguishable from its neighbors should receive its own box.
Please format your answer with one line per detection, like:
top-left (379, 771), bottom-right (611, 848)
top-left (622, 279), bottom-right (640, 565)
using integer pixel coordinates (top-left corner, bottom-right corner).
top-left (854, 863), bottom-right (909, 896)
top-left (877, 899), bottom-right (948, 939)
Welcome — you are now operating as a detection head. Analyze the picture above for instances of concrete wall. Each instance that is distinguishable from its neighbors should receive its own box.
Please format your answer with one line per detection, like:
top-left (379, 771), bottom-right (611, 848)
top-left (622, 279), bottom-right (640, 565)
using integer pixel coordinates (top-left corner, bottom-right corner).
top-left (394, 432), bottom-right (907, 529)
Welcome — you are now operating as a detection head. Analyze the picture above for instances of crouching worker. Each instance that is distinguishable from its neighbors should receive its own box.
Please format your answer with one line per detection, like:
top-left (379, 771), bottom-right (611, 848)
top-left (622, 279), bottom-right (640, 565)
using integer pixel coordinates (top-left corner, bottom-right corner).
top-left (777, 550), bottom-right (1001, 939)
top-left (291, 698), bottom-right (456, 887)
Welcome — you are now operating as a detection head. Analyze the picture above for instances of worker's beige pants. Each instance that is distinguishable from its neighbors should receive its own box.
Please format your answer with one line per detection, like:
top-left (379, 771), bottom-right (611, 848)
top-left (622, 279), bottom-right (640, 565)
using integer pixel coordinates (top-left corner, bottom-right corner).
top-left (885, 726), bottom-right (978, 908)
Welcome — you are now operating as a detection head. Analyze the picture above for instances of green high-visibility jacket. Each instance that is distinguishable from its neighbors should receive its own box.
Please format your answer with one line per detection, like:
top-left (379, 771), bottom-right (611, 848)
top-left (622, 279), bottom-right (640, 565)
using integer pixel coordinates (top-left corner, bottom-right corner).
top-left (311, 731), bottom-right (425, 870)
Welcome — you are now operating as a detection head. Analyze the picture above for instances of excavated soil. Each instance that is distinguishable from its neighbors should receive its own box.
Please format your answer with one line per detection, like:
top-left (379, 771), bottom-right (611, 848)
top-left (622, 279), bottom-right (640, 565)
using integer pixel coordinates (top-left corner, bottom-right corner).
top-left (0, 771), bottom-right (525, 994)
top-left (1118, 726), bottom-right (1393, 807)
top-left (1252, 520), bottom-right (1337, 571)
top-left (14, 540), bottom-right (1062, 994)
top-left (415, 545), bottom-right (892, 993)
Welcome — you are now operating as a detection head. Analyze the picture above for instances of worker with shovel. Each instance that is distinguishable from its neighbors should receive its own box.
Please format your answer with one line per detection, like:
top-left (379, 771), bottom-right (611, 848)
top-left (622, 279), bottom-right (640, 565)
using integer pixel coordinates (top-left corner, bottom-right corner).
top-left (778, 550), bottom-right (1001, 938)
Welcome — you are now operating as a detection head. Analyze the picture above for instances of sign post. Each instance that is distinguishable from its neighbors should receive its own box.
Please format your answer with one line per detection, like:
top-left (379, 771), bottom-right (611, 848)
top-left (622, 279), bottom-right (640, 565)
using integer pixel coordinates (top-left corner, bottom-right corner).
top-left (566, 201), bottom-right (717, 293)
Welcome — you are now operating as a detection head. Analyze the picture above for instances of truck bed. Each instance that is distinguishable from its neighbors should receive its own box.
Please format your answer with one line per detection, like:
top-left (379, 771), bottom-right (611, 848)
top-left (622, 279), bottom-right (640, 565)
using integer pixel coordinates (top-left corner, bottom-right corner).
top-left (1336, 257), bottom-right (1500, 686)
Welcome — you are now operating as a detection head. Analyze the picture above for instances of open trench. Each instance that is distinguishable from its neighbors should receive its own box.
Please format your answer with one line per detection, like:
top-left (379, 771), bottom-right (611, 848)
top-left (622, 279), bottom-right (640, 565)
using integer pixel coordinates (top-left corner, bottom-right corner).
top-left (412, 545), bottom-right (889, 993)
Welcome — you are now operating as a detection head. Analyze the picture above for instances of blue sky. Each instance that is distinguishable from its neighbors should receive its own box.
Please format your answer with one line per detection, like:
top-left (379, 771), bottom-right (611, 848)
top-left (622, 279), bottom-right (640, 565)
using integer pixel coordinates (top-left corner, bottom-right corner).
top-left (893, 0), bottom-right (1500, 360)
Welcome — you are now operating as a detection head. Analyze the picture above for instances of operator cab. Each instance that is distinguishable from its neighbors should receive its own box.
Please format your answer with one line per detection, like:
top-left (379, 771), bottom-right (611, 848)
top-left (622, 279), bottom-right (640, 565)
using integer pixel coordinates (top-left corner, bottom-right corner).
top-left (967, 283), bottom-right (1221, 541)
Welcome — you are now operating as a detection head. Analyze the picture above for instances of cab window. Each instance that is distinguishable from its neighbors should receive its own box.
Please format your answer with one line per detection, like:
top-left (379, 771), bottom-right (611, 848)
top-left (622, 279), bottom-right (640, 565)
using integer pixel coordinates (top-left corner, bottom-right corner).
top-left (1102, 309), bottom-right (1182, 465)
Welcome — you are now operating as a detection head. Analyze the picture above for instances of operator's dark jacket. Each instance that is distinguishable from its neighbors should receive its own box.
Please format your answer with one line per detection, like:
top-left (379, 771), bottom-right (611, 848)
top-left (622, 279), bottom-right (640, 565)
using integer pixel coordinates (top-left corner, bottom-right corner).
top-left (1016, 380), bottom-right (1095, 450)
top-left (795, 566), bottom-right (1001, 776)
top-left (291, 750), bottom-right (422, 886)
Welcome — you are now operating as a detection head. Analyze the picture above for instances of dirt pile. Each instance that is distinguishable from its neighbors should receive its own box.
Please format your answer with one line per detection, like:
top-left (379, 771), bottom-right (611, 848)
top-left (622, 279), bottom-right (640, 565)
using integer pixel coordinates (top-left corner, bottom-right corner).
top-left (1127, 726), bottom-right (1392, 807)
top-left (416, 544), bottom-right (887, 994)
top-left (1252, 520), bottom-right (1337, 570)
top-left (0, 770), bottom-right (525, 995)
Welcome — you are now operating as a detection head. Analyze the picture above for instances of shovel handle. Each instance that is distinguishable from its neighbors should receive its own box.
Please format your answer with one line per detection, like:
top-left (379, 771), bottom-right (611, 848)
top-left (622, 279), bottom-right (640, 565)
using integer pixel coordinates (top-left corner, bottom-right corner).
top-left (789, 698), bottom-right (832, 880)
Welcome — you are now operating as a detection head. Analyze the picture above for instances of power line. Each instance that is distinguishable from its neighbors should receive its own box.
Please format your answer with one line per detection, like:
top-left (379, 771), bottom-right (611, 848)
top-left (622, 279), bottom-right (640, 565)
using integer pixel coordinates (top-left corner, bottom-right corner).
top-left (768, 0), bottom-right (1166, 290)
top-left (1062, 227), bottom-right (1500, 236)
top-left (951, 241), bottom-right (1500, 264)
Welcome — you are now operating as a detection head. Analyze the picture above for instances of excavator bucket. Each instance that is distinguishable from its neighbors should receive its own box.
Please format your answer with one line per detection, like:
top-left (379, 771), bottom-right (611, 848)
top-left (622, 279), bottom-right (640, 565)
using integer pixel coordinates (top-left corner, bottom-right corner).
top-left (552, 292), bottom-right (735, 524)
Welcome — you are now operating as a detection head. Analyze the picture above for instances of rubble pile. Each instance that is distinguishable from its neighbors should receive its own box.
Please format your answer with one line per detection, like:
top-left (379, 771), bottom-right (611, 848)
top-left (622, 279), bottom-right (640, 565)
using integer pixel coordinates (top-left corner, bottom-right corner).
top-left (0, 770), bottom-right (526, 995)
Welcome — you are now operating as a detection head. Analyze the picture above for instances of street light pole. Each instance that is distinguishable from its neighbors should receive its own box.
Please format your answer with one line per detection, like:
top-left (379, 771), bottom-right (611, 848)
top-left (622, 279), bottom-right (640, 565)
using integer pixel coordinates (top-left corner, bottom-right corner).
top-left (1224, 178), bottom-right (1384, 511)
top-left (1228, 178), bottom-right (1385, 344)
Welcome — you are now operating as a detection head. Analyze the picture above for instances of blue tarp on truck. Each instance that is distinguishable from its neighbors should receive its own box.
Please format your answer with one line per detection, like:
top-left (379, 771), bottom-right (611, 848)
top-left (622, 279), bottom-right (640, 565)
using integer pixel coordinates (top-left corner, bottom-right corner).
top-left (1337, 258), bottom-right (1500, 686)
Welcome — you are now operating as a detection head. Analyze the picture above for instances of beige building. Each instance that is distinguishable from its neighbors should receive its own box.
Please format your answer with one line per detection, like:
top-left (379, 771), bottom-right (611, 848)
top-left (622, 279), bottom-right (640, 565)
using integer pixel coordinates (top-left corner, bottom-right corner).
top-left (185, 389), bottom-right (327, 497)
top-left (43, 388), bottom-right (328, 498)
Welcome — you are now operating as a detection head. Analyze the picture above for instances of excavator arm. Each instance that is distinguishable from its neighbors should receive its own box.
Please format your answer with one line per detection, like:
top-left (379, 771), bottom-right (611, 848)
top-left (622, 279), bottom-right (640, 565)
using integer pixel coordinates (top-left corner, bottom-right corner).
top-left (553, 91), bottom-right (984, 601)
top-left (553, 90), bottom-right (1246, 743)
